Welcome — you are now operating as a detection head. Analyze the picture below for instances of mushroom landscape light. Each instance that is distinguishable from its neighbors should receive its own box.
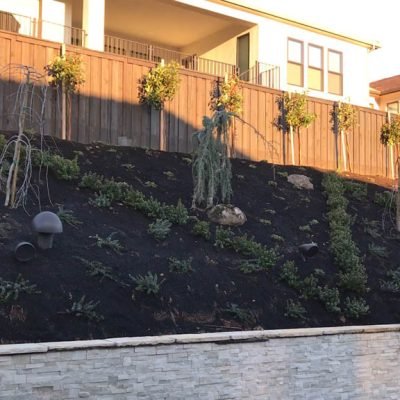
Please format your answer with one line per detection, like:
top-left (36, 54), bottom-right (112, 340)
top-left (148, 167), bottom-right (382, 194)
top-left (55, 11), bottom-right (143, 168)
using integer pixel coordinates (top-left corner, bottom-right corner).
top-left (31, 211), bottom-right (63, 249)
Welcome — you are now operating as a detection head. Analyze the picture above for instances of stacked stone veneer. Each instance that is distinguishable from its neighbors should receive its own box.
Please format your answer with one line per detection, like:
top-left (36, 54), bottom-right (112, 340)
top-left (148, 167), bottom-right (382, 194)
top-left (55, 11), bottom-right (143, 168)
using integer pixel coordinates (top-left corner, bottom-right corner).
top-left (0, 325), bottom-right (400, 399)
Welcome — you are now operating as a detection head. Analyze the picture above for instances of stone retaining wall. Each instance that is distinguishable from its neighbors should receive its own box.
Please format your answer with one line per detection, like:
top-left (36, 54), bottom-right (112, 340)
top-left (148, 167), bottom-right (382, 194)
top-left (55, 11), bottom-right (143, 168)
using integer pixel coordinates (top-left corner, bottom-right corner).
top-left (0, 325), bottom-right (400, 399)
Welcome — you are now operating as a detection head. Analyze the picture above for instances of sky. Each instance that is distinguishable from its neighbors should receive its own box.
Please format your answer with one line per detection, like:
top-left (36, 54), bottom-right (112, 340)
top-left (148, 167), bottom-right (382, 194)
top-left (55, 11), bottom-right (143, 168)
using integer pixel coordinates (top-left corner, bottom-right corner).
top-left (243, 0), bottom-right (397, 82)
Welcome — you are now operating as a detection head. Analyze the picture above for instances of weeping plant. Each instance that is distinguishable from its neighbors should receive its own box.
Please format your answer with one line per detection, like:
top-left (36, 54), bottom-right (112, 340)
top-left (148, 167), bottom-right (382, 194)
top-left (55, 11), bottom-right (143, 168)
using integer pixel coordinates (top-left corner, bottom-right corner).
top-left (192, 110), bottom-right (234, 209)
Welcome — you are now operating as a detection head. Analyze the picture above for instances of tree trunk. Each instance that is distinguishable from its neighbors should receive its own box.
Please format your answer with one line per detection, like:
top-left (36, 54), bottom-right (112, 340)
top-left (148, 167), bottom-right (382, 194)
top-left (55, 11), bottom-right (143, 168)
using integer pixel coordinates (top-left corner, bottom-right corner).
top-left (397, 159), bottom-right (400, 232)
top-left (6, 73), bottom-right (29, 207)
top-left (290, 125), bottom-right (295, 165)
top-left (341, 129), bottom-right (347, 171)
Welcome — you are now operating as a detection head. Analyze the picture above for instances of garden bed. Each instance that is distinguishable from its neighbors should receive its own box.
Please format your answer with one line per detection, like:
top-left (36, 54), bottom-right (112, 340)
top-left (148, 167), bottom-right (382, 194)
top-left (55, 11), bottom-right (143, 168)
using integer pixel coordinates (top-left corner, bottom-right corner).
top-left (0, 133), bottom-right (399, 344)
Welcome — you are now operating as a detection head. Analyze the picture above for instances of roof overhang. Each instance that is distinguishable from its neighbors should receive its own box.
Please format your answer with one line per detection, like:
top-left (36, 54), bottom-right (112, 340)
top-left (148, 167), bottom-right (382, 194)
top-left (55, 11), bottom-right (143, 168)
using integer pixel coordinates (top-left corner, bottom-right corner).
top-left (209, 0), bottom-right (381, 51)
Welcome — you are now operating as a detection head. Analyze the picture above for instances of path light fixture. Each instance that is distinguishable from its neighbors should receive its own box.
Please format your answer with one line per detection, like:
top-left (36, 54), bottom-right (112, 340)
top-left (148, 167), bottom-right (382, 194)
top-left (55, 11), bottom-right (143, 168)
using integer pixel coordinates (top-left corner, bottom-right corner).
top-left (298, 242), bottom-right (318, 261)
top-left (32, 211), bottom-right (63, 250)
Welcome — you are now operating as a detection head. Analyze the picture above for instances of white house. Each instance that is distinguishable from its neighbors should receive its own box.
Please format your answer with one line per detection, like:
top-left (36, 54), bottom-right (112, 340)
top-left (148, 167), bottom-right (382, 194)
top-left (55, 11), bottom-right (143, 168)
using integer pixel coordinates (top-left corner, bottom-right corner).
top-left (0, 0), bottom-right (380, 106)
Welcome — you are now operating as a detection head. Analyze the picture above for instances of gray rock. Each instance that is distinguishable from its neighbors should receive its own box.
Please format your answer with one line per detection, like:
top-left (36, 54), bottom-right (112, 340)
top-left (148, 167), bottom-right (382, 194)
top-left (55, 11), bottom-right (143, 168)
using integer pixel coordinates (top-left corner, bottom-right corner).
top-left (208, 204), bottom-right (246, 226)
top-left (287, 174), bottom-right (314, 190)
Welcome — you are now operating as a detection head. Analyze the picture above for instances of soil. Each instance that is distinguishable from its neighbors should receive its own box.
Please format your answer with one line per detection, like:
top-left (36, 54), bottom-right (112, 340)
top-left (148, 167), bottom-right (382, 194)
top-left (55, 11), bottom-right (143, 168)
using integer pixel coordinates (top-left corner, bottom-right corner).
top-left (0, 132), bottom-right (399, 344)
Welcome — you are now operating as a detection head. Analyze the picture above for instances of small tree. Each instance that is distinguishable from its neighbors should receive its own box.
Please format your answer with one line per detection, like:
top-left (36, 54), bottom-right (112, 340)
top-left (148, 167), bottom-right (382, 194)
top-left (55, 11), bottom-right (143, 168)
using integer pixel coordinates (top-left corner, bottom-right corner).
top-left (209, 74), bottom-right (242, 114)
top-left (45, 54), bottom-right (85, 140)
top-left (45, 54), bottom-right (85, 94)
top-left (139, 60), bottom-right (180, 110)
top-left (380, 116), bottom-right (400, 231)
top-left (280, 92), bottom-right (316, 165)
top-left (332, 101), bottom-right (357, 171)
top-left (0, 65), bottom-right (49, 208)
top-left (139, 60), bottom-right (180, 150)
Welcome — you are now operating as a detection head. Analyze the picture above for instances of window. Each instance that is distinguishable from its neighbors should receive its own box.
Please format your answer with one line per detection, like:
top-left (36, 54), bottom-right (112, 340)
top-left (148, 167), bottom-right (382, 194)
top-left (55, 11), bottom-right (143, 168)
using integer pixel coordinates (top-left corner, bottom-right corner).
top-left (387, 102), bottom-right (399, 115)
top-left (287, 39), bottom-right (303, 87)
top-left (308, 45), bottom-right (323, 91)
top-left (328, 50), bottom-right (342, 95)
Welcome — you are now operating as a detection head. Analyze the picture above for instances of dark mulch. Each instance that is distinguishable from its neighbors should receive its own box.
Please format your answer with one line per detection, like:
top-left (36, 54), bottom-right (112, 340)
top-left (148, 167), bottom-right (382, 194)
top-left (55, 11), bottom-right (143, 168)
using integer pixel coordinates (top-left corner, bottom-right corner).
top-left (0, 133), bottom-right (399, 343)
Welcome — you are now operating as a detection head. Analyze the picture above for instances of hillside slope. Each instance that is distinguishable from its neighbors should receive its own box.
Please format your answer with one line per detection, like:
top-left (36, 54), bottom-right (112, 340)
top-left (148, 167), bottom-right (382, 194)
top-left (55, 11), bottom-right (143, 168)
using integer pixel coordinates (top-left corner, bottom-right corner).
top-left (0, 134), bottom-right (399, 343)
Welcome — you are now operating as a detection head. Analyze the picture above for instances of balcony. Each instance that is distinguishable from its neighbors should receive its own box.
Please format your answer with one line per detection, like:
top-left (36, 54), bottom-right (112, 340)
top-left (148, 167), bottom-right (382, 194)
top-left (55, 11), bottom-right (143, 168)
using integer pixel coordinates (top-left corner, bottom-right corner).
top-left (0, 10), bottom-right (280, 90)
top-left (0, 10), bottom-right (85, 47)
top-left (104, 35), bottom-right (280, 89)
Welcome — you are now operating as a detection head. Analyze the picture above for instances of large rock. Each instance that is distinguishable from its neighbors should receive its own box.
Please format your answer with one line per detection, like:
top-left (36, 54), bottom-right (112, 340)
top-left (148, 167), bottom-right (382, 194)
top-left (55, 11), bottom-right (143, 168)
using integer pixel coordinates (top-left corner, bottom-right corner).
top-left (287, 174), bottom-right (314, 190)
top-left (208, 204), bottom-right (246, 226)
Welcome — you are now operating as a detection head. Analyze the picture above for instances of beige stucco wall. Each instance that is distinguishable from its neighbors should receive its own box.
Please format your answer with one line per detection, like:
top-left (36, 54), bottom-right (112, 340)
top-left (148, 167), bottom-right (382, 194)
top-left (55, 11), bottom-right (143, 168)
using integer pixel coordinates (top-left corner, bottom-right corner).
top-left (183, 25), bottom-right (258, 69)
top-left (0, 0), bottom-right (72, 43)
top-left (374, 91), bottom-right (400, 112)
top-left (0, 0), bottom-right (39, 36)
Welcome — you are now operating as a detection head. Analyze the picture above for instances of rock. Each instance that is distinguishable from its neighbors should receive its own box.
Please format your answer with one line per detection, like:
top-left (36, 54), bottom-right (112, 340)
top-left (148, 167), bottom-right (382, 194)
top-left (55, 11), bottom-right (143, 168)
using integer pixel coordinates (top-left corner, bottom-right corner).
top-left (287, 174), bottom-right (314, 190)
top-left (208, 204), bottom-right (246, 226)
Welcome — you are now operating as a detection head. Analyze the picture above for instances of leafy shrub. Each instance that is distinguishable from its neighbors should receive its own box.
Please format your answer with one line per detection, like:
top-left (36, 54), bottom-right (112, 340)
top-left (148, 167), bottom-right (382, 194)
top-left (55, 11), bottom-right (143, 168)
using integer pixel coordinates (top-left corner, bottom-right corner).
top-left (76, 257), bottom-right (120, 284)
top-left (374, 191), bottom-right (394, 210)
top-left (380, 268), bottom-right (400, 293)
top-left (130, 272), bottom-right (164, 295)
top-left (215, 227), bottom-right (278, 269)
top-left (285, 299), bottom-right (307, 320)
top-left (192, 220), bottom-right (211, 240)
top-left (215, 226), bottom-right (234, 249)
top-left (344, 297), bottom-right (369, 319)
top-left (65, 294), bottom-right (103, 322)
top-left (139, 61), bottom-right (180, 110)
top-left (279, 261), bottom-right (301, 289)
top-left (0, 275), bottom-right (40, 303)
top-left (89, 193), bottom-right (112, 208)
top-left (224, 303), bottom-right (256, 325)
top-left (90, 232), bottom-right (123, 254)
top-left (36, 152), bottom-right (80, 180)
top-left (301, 274), bottom-right (320, 300)
top-left (56, 206), bottom-right (82, 228)
top-left (168, 257), bottom-right (193, 274)
top-left (79, 172), bottom-right (104, 191)
top-left (148, 219), bottom-right (171, 241)
top-left (319, 286), bottom-right (341, 314)
top-left (343, 180), bottom-right (367, 201)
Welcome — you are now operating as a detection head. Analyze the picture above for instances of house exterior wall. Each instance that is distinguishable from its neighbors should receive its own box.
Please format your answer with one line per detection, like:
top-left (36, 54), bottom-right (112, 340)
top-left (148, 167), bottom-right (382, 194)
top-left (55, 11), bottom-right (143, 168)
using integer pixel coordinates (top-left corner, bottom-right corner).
top-left (0, 0), bottom-right (72, 44)
top-left (374, 91), bottom-right (400, 112)
top-left (183, 25), bottom-right (258, 70)
top-left (0, 0), bottom-right (39, 36)
top-left (257, 19), bottom-right (371, 106)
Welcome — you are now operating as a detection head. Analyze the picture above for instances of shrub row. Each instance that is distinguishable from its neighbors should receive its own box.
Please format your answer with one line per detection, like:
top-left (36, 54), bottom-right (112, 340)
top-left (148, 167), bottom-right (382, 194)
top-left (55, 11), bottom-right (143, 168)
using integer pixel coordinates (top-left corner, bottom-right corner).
top-left (322, 173), bottom-right (368, 294)
top-left (80, 172), bottom-right (188, 225)
top-left (215, 226), bottom-right (278, 271)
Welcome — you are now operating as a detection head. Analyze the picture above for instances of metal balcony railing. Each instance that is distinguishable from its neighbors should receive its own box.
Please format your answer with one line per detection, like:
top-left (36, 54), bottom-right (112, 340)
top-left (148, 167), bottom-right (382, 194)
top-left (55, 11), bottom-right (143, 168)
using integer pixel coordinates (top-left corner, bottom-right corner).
top-left (239, 61), bottom-right (280, 90)
top-left (0, 10), bottom-right (85, 47)
top-left (104, 34), bottom-right (238, 78)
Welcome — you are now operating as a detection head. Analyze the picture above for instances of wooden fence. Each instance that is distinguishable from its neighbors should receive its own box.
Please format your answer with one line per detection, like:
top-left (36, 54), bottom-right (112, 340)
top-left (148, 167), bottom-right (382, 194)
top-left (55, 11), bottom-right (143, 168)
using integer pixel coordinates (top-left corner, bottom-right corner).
top-left (0, 30), bottom-right (393, 179)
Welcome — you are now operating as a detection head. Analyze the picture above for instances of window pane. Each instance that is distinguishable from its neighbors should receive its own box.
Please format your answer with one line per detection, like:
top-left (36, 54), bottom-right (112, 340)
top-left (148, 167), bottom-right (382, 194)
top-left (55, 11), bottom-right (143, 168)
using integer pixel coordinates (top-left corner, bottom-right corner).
top-left (328, 72), bottom-right (342, 95)
top-left (308, 68), bottom-right (323, 91)
top-left (387, 102), bottom-right (399, 114)
top-left (287, 62), bottom-right (303, 86)
top-left (288, 40), bottom-right (302, 63)
top-left (328, 50), bottom-right (341, 73)
top-left (309, 45), bottom-right (322, 68)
